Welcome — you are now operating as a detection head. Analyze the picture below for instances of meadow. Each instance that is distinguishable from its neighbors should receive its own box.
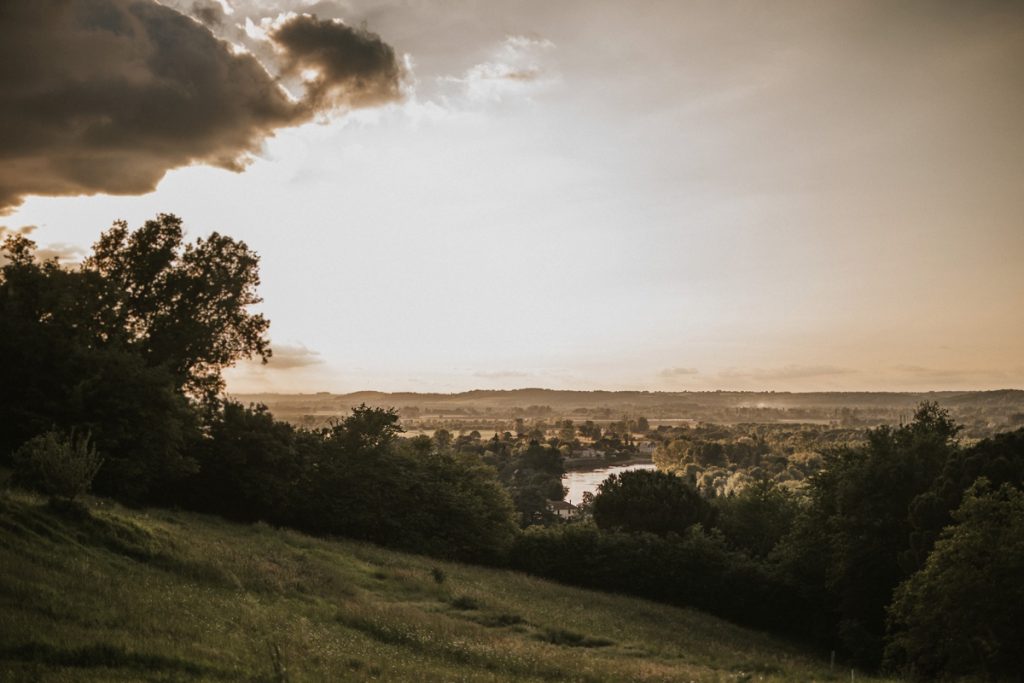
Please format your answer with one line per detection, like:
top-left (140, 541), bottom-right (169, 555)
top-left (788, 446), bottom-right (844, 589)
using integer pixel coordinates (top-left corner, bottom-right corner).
top-left (0, 489), bottom-right (893, 682)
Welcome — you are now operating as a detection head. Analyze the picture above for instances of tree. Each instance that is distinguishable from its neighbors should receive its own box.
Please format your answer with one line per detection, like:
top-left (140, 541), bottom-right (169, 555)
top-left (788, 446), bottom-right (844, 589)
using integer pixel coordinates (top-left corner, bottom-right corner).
top-left (787, 402), bottom-right (960, 666)
top-left (886, 481), bottom-right (1024, 680)
top-left (715, 477), bottom-right (800, 558)
top-left (905, 427), bottom-right (1024, 572)
top-left (328, 404), bottom-right (403, 454)
top-left (433, 428), bottom-right (452, 449)
top-left (183, 400), bottom-right (299, 522)
top-left (291, 405), bottom-right (517, 563)
top-left (592, 469), bottom-right (714, 536)
top-left (83, 214), bottom-right (270, 401)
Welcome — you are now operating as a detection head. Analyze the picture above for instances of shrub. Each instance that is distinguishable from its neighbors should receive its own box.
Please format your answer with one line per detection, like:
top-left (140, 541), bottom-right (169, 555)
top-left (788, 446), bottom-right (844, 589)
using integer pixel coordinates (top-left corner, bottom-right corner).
top-left (14, 430), bottom-right (103, 501)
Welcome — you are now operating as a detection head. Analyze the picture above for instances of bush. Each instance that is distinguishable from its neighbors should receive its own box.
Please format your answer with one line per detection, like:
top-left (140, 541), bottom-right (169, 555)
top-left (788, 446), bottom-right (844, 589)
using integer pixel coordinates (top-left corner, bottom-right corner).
top-left (510, 522), bottom-right (796, 632)
top-left (14, 431), bottom-right (103, 501)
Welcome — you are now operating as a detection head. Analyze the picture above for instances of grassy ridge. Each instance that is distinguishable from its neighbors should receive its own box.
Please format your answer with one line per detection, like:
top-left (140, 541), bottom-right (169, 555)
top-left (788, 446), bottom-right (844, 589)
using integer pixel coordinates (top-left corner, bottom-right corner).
top-left (0, 491), bottom-right (892, 682)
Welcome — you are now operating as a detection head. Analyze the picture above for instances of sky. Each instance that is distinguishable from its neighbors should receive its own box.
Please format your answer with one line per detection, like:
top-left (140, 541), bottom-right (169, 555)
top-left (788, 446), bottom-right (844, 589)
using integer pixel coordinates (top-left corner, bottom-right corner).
top-left (1, 0), bottom-right (1022, 393)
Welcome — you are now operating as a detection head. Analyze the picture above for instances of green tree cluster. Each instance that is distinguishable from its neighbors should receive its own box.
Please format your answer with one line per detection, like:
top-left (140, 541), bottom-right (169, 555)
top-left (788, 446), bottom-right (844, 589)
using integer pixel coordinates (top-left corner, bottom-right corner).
top-left (887, 481), bottom-right (1024, 679)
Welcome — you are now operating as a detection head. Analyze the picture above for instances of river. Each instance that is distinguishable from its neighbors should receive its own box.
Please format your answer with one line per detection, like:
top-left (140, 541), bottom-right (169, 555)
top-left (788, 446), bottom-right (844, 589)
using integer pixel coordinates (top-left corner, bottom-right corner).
top-left (562, 462), bottom-right (657, 505)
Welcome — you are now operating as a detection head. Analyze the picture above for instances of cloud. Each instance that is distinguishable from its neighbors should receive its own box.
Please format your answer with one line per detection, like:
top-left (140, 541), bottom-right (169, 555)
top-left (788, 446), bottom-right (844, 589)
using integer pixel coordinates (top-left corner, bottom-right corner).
top-left (0, 225), bottom-right (37, 237)
top-left (0, 1), bottom-right (402, 213)
top-left (267, 343), bottom-right (323, 369)
top-left (718, 365), bottom-right (856, 381)
top-left (888, 365), bottom-right (1011, 386)
top-left (190, 0), bottom-right (226, 27)
top-left (0, 226), bottom-right (84, 265)
top-left (36, 242), bottom-right (88, 264)
top-left (659, 366), bottom-right (699, 378)
top-left (474, 370), bottom-right (530, 379)
top-left (445, 35), bottom-right (556, 103)
top-left (272, 15), bottom-right (402, 109)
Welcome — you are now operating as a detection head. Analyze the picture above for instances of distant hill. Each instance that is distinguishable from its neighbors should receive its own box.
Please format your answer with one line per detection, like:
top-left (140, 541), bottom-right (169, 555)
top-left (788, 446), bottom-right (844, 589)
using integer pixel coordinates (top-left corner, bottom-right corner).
top-left (235, 387), bottom-right (1024, 408)
top-left (0, 489), bottom-right (895, 681)
top-left (232, 389), bottom-right (1024, 436)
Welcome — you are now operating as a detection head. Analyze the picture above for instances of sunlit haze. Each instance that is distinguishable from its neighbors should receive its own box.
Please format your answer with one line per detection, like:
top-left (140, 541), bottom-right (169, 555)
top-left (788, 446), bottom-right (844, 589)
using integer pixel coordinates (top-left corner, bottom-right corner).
top-left (4, 0), bottom-right (1022, 393)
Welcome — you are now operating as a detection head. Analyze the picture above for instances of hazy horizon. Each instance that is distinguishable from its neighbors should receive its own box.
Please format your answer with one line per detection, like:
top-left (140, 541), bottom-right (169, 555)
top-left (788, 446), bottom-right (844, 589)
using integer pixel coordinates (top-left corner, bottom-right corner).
top-left (3, 0), bottom-right (1022, 394)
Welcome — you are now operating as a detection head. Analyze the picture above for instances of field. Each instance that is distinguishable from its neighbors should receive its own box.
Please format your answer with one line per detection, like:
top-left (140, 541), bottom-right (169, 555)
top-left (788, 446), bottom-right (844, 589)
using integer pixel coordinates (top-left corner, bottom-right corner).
top-left (0, 489), bottom-right (894, 682)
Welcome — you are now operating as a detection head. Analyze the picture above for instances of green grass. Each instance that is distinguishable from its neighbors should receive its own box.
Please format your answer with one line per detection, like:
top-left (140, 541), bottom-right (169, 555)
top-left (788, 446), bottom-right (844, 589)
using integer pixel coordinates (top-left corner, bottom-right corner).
top-left (0, 490), bottom-right (897, 682)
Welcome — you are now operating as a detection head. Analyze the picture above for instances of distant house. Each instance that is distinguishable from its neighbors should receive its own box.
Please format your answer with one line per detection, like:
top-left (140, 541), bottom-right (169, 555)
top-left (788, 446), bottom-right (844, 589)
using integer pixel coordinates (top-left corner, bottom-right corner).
top-left (546, 500), bottom-right (578, 519)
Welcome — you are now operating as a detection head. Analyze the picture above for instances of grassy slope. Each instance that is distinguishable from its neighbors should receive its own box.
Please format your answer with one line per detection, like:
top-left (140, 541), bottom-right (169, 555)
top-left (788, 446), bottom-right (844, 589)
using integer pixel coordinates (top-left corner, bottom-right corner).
top-left (0, 491), bottom-right (893, 682)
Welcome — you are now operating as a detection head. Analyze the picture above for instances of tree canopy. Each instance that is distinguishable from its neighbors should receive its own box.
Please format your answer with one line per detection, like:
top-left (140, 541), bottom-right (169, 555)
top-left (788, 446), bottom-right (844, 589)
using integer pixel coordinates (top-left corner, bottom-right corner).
top-left (592, 469), bottom-right (713, 536)
top-left (0, 214), bottom-right (269, 498)
top-left (887, 480), bottom-right (1024, 679)
top-left (82, 213), bottom-right (270, 400)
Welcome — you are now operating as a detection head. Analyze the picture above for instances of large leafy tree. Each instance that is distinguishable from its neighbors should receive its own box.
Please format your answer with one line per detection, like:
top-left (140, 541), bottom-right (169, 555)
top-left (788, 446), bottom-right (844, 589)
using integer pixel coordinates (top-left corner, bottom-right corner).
top-left (83, 213), bottom-right (270, 401)
top-left (1, 214), bottom-right (270, 500)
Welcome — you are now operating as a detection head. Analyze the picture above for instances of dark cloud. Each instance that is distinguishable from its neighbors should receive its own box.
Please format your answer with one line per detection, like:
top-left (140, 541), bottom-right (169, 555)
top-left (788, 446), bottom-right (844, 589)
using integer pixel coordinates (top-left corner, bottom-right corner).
top-left (272, 15), bottom-right (403, 109)
top-left (190, 0), bottom-right (224, 27)
top-left (0, 1), bottom-right (402, 214)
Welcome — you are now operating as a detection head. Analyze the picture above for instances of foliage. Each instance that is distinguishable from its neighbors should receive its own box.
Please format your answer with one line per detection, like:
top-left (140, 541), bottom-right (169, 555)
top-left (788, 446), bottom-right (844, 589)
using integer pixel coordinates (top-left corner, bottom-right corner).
top-left (886, 481), bottom-right (1024, 680)
top-left (181, 401), bottom-right (299, 522)
top-left (904, 426), bottom-right (1024, 572)
top-left (12, 431), bottom-right (103, 501)
top-left (713, 478), bottom-right (800, 558)
top-left (778, 402), bottom-right (961, 666)
top-left (592, 469), bottom-right (714, 536)
top-left (181, 402), bottom-right (519, 564)
top-left (0, 215), bottom-right (264, 500)
top-left (82, 214), bottom-right (270, 402)
top-left (510, 522), bottom-right (796, 633)
top-left (651, 421), bottom-right (865, 496)
top-left (480, 439), bottom-right (565, 526)
top-left (293, 407), bottom-right (518, 563)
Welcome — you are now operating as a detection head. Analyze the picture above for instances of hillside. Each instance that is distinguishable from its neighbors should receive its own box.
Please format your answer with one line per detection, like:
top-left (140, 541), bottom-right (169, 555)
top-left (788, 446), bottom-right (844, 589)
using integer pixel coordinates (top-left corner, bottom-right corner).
top-left (0, 490), bottom-right (893, 682)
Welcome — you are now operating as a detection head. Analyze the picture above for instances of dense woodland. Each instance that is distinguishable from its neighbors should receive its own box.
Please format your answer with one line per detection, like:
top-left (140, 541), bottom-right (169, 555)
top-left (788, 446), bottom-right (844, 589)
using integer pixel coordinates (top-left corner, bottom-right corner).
top-left (2, 216), bottom-right (1022, 680)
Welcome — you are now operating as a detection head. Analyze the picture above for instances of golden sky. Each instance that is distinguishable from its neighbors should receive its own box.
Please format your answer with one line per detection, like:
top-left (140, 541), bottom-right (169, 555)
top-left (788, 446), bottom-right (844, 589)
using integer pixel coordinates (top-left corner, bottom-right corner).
top-left (2, 0), bottom-right (1022, 392)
